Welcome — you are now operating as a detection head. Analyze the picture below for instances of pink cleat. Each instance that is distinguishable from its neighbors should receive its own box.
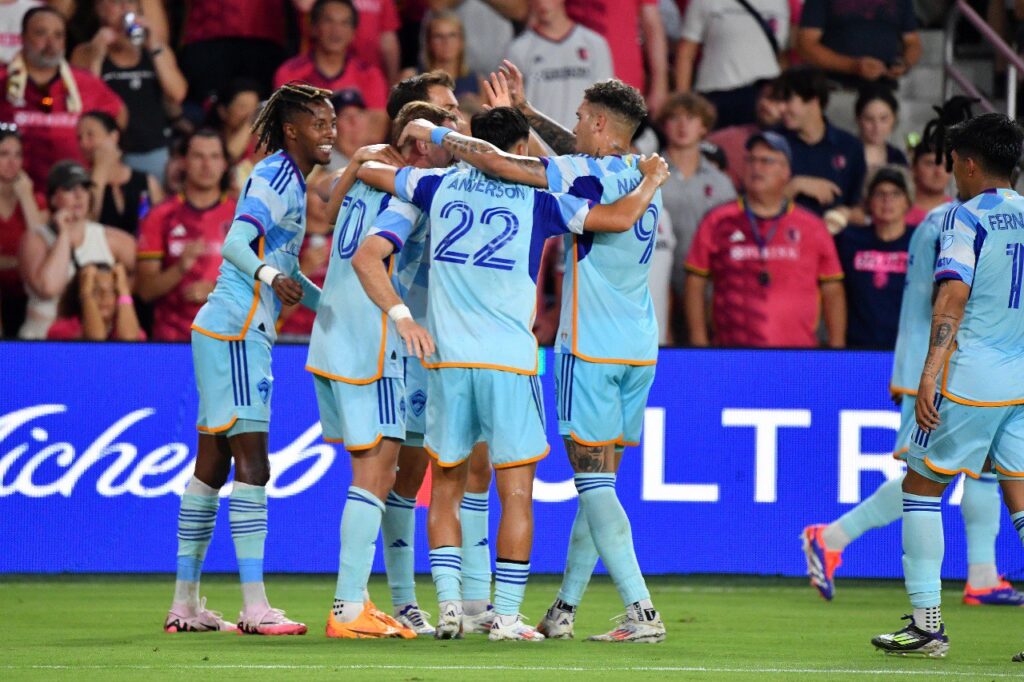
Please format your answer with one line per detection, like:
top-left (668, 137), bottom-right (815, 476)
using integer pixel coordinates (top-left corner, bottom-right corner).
top-left (164, 598), bottom-right (238, 633)
top-left (237, 605), bottom-right (308, 635)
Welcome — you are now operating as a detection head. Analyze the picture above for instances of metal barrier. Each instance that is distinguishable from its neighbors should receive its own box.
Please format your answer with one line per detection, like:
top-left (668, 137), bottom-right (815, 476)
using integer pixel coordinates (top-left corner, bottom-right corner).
top-left (943, 0), bottom-right (1024, 118)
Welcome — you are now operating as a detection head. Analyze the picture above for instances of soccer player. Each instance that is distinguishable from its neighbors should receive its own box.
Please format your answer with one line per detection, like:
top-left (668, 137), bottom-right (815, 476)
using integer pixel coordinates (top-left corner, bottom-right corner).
top-left (164, 82), bottom-right (334, 636)
top-left (871, 113), bottom-right (1024, 658)
top-left (307, 101), bottom-right (458, 639)
top-left (356, 106), bottom-right (669, 640)
top-left (403, 64), bottom-right (668, 642)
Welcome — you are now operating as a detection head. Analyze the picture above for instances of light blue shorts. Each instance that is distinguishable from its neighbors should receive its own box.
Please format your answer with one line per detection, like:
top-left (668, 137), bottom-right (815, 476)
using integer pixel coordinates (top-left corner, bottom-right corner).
top-left (425, 367), bottom-right (548, 469)
top-left (907, 392), bottom-right (1024, 483)
top-left (192, 331), bottom-right (273, 434)
top-left (555, 353), bottom-right (655, 447)
top-left (313, 374), bottom-right (405, 451)
top-left (404, 357), bottom-right (428, 448)
top-left (893, 395), bottom-right (916, 461)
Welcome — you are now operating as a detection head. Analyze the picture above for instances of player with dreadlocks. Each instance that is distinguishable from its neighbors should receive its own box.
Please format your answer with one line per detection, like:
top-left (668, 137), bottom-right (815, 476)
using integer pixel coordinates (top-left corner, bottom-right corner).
top-left (801, 96), bottom-right (1024, 612)
top-left (163, 82), bottom-right (335, 636)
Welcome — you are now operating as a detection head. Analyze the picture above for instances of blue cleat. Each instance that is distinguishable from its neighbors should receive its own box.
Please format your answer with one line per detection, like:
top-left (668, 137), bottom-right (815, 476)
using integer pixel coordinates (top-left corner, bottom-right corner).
top-left (800, 524), bottom-right (842, 601)
top-left (963, 579), bottom-right (1024, 606)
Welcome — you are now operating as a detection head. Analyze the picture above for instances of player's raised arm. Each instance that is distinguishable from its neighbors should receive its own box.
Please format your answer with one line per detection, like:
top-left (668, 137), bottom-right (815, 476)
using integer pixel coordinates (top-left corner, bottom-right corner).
top-left (582, 155), bottom-right (670, 233)
top-left (497, 60), bottom-right (578, 156)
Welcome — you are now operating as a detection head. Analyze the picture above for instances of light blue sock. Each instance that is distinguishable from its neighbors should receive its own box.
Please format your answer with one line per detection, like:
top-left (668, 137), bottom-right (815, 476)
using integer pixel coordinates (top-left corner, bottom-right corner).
top-left (575, 473), bottom-right (650, 606)
top-left (556, 505), bottom-right (599, 607)
top-left (430, 547), bottom-right (462, 603)
top-left (382, 490), bottom-right (417, 608)
top-left (962, 474), bottom-right (1000, 566)
top-left (1012, 510), bottom-right (1024, 546)
top-left (833, 476), bottom-right (904, 546)
top-left (230, 482), bottom-right (269, 609)
top-left (902, 493), bottom-right (943, 608)
top-left (335, 486), bottom-right (386, 603)
top-left (494, 560), bottom-right (530, 616)
top-left (173, 479), bottom-right (219, 609)
top-left (460, 491), bottom-right (491, 602)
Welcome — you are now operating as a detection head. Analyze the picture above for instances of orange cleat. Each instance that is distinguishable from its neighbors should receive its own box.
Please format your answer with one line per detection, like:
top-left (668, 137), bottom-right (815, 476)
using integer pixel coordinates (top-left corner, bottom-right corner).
top-left (325, 606), bottom-right (405, 639)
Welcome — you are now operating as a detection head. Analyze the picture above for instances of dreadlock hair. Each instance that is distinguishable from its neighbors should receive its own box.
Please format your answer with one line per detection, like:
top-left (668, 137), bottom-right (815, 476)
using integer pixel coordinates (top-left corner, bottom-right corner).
top-left (916, 95), bottom-right (978, 170)
top-left (251, 81), bottom-right (333, 154)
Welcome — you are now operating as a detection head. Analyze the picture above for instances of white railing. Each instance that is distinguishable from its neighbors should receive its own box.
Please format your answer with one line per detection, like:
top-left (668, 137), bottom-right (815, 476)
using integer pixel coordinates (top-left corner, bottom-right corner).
top-left (943, 0), bottom-right (1024, 118)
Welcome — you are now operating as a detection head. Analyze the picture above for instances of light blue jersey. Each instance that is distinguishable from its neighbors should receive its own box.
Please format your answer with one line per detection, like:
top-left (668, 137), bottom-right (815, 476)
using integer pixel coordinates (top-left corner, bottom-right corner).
top-left (936, 188), bottom-right (1024, 404)
top-left (390, 164), bottom-right (592, 374)
top-left (193, 152), bottom-right (307, 344)
top-left (307, 180), bottom-right (424, 383)
top-left (543, 154), bottom-right (660, 365)
top-left (890, 202), bottom-right (952, 394)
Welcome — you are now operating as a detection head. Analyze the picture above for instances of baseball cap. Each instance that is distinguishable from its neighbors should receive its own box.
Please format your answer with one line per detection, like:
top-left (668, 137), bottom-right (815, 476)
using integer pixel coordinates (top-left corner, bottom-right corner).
top-left (331, 88), bottom-right (365, 111)
top-left (867, 165), bottom-right (911, 197)
top-left (47, 160), bottom-right (93, 195)
top-left (745, 131), bottom-right (792, 165)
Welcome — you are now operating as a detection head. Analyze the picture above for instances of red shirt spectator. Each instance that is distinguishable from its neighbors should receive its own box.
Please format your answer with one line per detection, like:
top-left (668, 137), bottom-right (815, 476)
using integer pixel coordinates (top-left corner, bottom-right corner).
top-left (274, 53), bottom-right (388, 109)
top-left (47, 313), bottom-right (147, 340)
top-left (299, 0), bottom-right (401, 76)
top-left (685, 198), bottom-right (843, 347)
top-left (182, 0), bottom-right (287, 46)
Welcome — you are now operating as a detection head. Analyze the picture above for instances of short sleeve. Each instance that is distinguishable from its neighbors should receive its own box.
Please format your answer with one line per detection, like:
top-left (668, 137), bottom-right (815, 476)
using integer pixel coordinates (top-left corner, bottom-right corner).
top-left (235, 172), bottom-right (288, 236)
top-left (80, 71), bottom-right (125, 119)
top-left (935, 205), bottom-right (978, 286)
top-left (798, 0), bottom-right (825, 29)
top-left (542, 155), bottom-right (587, 192)
top-left (899, 0), bottom-right (917, 33)
top-left (679, 0), bottom-right (707, 43)
top-left (367, 197), bottom-right (423, 252)
top-left (136, 206), bottom-right (166, 259)
top-left (684, 214), bottom-right (715, 275)
top-left (534, 191), bottom-right (592, 238)
top-left (815, 219), bottom-right (844, 281)
top-left (381, 0), bottom-right (400, 31)
top-left (394, 167), bottom-right (448, 212)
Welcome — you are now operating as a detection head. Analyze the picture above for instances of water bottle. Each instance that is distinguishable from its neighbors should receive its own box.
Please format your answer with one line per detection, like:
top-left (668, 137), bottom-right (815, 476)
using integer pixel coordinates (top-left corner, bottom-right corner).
top-left (123, 12), bottom-right (146, 47)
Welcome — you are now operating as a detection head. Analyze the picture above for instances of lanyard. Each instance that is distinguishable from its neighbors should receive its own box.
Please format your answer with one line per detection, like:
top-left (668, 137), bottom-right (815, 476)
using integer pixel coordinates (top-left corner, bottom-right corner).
top-left (741, 197), bottom-right (789, 286)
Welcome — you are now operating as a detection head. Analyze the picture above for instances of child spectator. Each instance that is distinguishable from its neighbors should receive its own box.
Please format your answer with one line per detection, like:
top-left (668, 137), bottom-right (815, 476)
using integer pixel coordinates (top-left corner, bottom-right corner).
top-left (48, 261), bottom-right (144, 340)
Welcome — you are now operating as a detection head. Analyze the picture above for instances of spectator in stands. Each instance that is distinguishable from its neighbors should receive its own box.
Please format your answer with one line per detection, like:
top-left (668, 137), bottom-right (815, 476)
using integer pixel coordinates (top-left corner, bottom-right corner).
top-left (0, 125), bottom-right (43, 336)
top-left (905, 138), bottom-right (952, 226)
top-left (77, 110), bottom-right (163, 237)
top-left (0, 0), bottom-right (41, 66)
top-left (707, 79), bottom-right (785, 189)
top-left (776, 66), bottom-right (867, 217)
top-left (274, 0), bottom-right (389, 141)
top-left (796, 0), bottom-right (921, 90)
top-left (505, 0), bottom-right (614, 130)
top-left (684, 131), bottom-right (846, 348)
top-left (48, 261), bottom-right (143, 340)
top-left (834, 166), bottom-right (913, 349)
top-left (178, 0), bottom-right (289, 118)
top-left (855, 84), bottom-right (907, 171)
top-left (295, 0), bottom-right (402, 82)
top-left (135, 129), bottom-right (234, 342)
top-left (70, 0), bottom-right (186, 183)
top-left (658, 92), bottom-right (736, 341)
top-left (205, 78), bottom-right (262, 188)
top-left (674, 0), bottom-right (788, 129)
top-left (412, 11), bottom-right (482, 109)
top-left (0, 6), bottom-right (126, 190)
top-left (325, 88), bottom-right (369, 171)
top-left (426, 0), bottom-right (526, 77)
top-left (18, 160), bottom-right (134, 339)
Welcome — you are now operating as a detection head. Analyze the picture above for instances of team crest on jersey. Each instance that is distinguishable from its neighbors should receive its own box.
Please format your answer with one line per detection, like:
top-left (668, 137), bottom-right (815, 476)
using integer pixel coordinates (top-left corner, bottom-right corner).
top-left (257, 378), bottom-right (271, 404)
top-left (410, 390), bottom-right (426, 417)
top-left (832, 154), bottom-right (847, 171)
top-left (170, 224), bottom-right (187, 238)
top-left (578, 47), bottom-right (588, 60)
top-left (787, 228), bottom-right (800, 243)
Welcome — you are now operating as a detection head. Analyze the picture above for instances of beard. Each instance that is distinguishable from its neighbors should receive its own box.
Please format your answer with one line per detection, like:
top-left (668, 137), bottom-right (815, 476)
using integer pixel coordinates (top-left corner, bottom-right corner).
top-left (25, 49), bottom-right (62, 70)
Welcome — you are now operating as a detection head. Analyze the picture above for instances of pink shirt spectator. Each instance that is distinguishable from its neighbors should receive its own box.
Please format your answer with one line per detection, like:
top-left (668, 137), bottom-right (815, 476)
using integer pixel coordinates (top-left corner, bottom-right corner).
top-left (273, 53), bottom-right (388, 110)
top-left (182, 0), bottom-right (288, 46)
top-left (565, 0), bottom-right (657, 91)
top-left (47, 315), bottom-right (146, 340)
top-left (300, 0), bottom-right (400, 70)
top-left (707, 123), bottom-right (759, 189)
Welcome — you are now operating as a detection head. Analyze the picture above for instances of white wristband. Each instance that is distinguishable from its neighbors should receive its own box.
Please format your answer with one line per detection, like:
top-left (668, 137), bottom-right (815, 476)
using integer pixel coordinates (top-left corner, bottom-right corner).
top-left (257, 265), bottom-right (282, 287)
top-left (387, 304), bottom-right (412, 322)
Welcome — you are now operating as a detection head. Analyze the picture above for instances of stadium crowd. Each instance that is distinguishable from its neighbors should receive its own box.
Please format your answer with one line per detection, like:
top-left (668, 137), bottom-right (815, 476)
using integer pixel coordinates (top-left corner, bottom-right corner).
top-left (0, 0), bottom-right (1002, 348)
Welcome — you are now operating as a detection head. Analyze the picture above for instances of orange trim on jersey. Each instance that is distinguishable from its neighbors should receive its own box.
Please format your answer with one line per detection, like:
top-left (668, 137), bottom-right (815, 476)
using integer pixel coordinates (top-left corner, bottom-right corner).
top-left (889, 384), bottom-right (919, 397)
top-left (683, 263), bottom-right (710, 277)
top-left (137, 250), bottom-right (164, 260)
top-left (939, 344), bottom-right (1024, 406)
top-left (818, 274), bottom-right (844, 282)
top-left (892, 446), bottom-right (909, 460)
top-left (492, 445), bottom-right (550, 469)
top-left (616, 439), bottom-right (640, 447)
top-left (345, 433), bottom-right (384, 452)
top-left (924, 456), bottom-right (980, 479)
top-left (323, 436), bottom-right (345, 444)
top-left (424, 442), bottom-right (471, 468)
top-left (197, 415), bottom-right (238, 434)
top-left (568, 431), bottom-right (622, 447)
top-left (421, 360), bottom-right (538, 375)
top-left (994, 463), bottom-right (1024, 478)
top-left (191, 238), bottom-right (265, 341)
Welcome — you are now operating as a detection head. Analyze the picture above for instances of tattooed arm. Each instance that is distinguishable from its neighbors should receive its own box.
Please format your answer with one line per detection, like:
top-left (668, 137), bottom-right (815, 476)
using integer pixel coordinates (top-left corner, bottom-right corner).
top-left (915, 280), bottom-right (971, 431)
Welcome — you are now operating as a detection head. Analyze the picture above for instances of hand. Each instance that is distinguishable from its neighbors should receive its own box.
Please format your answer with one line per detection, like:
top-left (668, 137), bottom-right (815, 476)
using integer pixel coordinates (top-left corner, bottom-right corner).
top-left (887, 59), bottom-right (908, 79)
top-left (93, 135), bottom-right (120, 170)
top-left (92, 27), bottom-right (118, 54)
top-left (113, 262), bottom-right (131, 296)
top-left (184, 280), bottom-right (215, 304)
top-left (915, 376), bottom-right (941, 432)
top-left (53, 208), bottom-right (75, 235)
top-left (396, 317), bottom-right (435, 360)
top-left (79, 264), bottom-right (97, 297)
top-left (398, 118), bottom-right (438, 147)
top-left (482, 70), bottom-right (513, 108)
top-left (352, 143), bottom-right (405, 166)
top-left (178, 239), bottom-right (206, 272)
top-left (270, 273), bottom-right (304, 306)
top-left (638, 153), bottom-right (670, 186)
top-left (12, 171), bottom-right (33, 199)
top-left (499, 60), bottom-right (528, 110)
top-left (791, 176), bottom-right (842, 206)
top-left (855, 56), bottom-right (887, 81)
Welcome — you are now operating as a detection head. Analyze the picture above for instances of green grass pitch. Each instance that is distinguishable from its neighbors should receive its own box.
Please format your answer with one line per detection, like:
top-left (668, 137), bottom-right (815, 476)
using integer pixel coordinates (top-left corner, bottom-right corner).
top-left (1, 574), bottom-right (1022, 680)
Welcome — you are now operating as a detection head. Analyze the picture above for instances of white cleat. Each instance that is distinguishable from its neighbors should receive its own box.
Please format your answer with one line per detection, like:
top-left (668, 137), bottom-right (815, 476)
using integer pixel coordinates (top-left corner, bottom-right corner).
top-left (536, 603), bottom-right (575, 639)
top-left (394, 604), bottom-right (436, 636)
top-left (462, 604), bottom-right (495, 634)
top-left (588, 611), bottom-right (666, 643)
top-left (488, 614), bottom-right (545, 642)
top-left (434, 600), bottom-right (463, 640)
top-left (164, 598), bottom-right (238, 633)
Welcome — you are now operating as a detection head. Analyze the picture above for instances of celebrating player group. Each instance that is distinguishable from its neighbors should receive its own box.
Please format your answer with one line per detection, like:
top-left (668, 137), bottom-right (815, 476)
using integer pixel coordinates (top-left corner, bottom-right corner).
top-left (162, 62), bottom-right (672, 643)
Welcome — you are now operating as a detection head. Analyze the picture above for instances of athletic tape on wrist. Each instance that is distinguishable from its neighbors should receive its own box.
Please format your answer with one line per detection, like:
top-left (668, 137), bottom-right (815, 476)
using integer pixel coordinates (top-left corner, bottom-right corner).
top-left (257, 265), bottom-right (282, 287)
top-left (430, 127), bottom-right (453, 146)
top-left (387, 304), bottom-right (413, 322)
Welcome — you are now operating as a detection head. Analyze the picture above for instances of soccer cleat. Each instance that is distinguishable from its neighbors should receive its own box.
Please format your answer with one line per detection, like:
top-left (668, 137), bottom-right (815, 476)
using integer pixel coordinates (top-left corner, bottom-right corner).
top-left (326, 606), bottom-right (404, 639)
top-left (434, 600), bottom-right (464, 640)
top-left (587, 611), bottom-right (666, 643)
top-left (488, 614), bottom-right (545, 642)
top-left (963, 579), bottom-right (1024, 606)
top-left (237, 605), bottom-right (307, 636)
top-left (394, 604), bottom-right (436, 636)
top-left (800, 524), bottom-right (842, 601)
top-left (536, 602), bottom-right (575, 639)
top-left (871, 615), bottom-right (949, 657)
top-left (366, 603), bottom-right (416, 639)
top-left (1013, 650), bottom-right (1024, 662)
top-left (462, 604), bottom-right (495, 634)
top-left (164, 598), bottom-right (237, 633)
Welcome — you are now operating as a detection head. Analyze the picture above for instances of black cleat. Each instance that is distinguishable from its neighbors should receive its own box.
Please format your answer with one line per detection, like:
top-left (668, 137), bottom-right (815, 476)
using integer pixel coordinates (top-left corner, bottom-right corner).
top-left (871, 615), bottom-right (949, 658)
